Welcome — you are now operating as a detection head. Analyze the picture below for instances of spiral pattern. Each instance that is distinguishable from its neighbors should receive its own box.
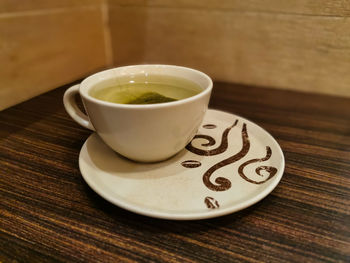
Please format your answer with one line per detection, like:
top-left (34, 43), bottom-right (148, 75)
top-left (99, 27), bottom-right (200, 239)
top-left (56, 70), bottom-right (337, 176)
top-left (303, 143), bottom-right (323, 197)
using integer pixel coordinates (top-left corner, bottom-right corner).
top-left (238, 146), bottom-right (277, 184)
top-left (202, 123), bottom-right (250, 191)
top-left (186, 119), bottom-right (238, 156)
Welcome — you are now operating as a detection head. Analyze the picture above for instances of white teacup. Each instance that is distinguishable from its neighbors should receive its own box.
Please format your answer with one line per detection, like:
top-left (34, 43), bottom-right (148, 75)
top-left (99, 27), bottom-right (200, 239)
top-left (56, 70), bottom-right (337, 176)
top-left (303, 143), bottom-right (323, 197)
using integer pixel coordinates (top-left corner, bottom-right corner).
top-left (63, 65), bottom-right (212, 162)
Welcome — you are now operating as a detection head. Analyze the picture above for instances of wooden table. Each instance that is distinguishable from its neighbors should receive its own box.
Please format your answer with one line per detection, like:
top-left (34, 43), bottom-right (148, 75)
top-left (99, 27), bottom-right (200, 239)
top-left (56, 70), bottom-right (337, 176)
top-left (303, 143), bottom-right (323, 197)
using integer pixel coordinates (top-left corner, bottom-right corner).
top-left (1, 82), bottom-right (349, 262)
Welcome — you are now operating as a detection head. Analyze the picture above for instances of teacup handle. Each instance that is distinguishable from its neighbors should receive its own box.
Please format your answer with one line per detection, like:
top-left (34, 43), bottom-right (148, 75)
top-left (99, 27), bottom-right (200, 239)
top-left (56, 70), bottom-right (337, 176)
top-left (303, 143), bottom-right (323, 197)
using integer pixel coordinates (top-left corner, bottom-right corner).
top-left (63, 84), bottom-right (95, 131)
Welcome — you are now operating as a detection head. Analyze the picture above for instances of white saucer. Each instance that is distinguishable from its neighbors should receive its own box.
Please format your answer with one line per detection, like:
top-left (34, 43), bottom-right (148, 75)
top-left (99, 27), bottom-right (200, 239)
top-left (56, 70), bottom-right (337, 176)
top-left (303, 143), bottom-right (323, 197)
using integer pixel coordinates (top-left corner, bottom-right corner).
top-left (79, 109), bottom-right (285, 220)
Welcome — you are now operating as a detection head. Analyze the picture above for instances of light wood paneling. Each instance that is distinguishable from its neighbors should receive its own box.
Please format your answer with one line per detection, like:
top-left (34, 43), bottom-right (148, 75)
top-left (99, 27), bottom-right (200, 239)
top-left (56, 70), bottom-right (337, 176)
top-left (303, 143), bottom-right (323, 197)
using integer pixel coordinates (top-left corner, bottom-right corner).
top-left (109, 4), bottom-right (350, 97)
top-left (0, 7), bottom-right (107, 110)
top-left (109, 0), bottom-right (350, 16)
top-left (1, 0), bottom-right (102, 13)
top-left (1, 0), bottom-right (349, 108)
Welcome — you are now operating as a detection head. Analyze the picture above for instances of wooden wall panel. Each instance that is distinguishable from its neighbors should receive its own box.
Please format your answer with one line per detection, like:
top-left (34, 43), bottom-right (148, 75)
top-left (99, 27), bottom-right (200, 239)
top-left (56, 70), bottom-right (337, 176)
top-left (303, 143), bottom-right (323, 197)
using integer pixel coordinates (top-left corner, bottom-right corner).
top-left (1, 0), bottom-right (349, 109)
top-left (110, 0), bottom-right (350, 16)
top-left (0, 4), bottom-right (108, 110)
top-left (108, 2), bottom-right (350, 97)
top-left (1, 0), bottom-right (103, 13)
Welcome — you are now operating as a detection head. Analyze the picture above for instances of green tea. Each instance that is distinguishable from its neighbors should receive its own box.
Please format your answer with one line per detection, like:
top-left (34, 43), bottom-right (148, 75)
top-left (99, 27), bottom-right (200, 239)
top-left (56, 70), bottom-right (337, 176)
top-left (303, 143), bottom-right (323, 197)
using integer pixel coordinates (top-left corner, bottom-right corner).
top-left (90, 74), bottom-right (202, 105)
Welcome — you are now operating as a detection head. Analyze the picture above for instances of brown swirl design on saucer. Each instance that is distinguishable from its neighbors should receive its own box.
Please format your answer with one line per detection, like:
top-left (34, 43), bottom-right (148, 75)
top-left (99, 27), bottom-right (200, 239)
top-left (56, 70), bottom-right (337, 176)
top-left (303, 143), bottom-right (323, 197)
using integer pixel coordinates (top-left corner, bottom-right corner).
top-left (186, 120), bottom-right (238, 156)
top-left (182, 119), bottom-right (278, 209)
top-left (238, 146), bottom-right (277, 184)
top-left (204, 197), bottom-right (220, 209)
top-left (202, 123), bottom-right (250, 191)
top-left (181, 160), bottom-right (201, 168)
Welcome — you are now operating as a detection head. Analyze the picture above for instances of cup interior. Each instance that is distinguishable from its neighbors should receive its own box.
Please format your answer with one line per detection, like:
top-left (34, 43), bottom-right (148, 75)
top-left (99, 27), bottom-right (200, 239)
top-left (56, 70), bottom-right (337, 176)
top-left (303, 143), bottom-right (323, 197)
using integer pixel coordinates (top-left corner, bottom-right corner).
top-left (79, 65), bottom-right (212, 106)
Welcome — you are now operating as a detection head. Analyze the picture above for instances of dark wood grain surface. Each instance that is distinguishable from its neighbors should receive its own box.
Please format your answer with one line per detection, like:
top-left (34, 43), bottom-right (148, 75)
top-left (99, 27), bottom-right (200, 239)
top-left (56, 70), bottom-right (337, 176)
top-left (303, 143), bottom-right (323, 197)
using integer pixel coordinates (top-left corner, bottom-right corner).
top-left (1, 82), bottom-right (349, 262)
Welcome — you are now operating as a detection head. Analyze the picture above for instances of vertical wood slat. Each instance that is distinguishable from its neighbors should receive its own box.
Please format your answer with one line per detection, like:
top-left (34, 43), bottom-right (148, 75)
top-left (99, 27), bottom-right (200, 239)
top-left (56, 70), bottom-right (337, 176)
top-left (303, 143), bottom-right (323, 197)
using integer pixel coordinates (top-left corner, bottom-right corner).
top-left (0, 3), bottom-right (108, 110)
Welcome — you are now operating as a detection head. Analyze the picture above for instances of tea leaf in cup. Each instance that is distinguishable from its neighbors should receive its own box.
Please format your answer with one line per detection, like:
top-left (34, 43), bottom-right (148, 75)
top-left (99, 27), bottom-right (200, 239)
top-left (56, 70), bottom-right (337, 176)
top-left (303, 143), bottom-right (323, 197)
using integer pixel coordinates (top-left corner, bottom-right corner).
top-left (127, 92), bottom-right (177, 104)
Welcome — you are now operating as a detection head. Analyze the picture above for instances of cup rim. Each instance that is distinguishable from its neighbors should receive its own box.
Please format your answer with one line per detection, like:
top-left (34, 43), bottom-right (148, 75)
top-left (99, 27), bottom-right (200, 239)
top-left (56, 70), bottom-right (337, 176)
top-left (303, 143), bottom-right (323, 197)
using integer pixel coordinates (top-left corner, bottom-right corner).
top-left (79, 64), bottom-right (213, 109)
